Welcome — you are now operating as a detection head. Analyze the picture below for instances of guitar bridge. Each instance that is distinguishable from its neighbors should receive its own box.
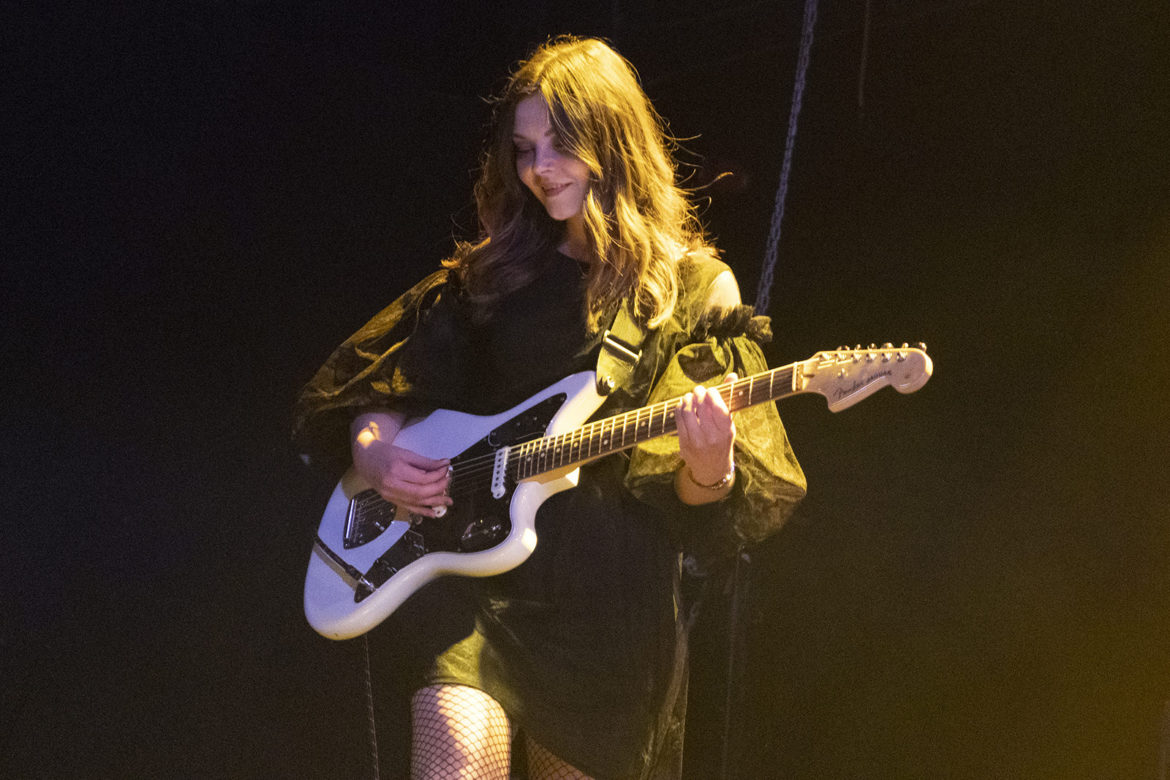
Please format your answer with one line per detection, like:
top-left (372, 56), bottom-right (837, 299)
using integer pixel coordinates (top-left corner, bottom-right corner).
top-left (343, 489), bottom-right (396, 549)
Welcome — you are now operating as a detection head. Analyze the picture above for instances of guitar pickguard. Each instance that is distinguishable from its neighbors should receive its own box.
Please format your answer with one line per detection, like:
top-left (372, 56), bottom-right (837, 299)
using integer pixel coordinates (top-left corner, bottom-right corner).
top-left (347, 393), bottom-right (568, 602)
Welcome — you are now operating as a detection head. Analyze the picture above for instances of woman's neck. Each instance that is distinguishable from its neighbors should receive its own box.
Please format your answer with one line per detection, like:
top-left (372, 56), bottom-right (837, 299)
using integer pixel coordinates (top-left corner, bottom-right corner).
top-left (557, 214), bottom-right (588, 262)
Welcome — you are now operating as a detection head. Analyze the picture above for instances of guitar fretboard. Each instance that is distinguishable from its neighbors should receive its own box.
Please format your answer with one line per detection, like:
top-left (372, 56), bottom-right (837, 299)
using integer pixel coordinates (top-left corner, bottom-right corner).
top-left (511, 363), bottom-right (797, 480)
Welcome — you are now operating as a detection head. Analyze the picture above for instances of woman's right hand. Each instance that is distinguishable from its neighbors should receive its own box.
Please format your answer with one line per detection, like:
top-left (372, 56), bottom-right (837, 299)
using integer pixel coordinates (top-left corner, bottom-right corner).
top-left (351, 411), bottom-right (452, 518)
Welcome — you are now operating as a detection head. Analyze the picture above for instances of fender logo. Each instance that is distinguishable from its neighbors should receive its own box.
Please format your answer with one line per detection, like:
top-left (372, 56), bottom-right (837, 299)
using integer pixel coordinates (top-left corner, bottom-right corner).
top-left (834, 369), bottom-right (892, 400)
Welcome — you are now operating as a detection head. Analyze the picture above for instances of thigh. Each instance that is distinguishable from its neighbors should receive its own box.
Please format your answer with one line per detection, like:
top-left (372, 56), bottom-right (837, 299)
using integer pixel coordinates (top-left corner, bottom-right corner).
top-left (524, 735), bottom-right (596, 780)
top-left (410, 684), bottom-right (513, 780)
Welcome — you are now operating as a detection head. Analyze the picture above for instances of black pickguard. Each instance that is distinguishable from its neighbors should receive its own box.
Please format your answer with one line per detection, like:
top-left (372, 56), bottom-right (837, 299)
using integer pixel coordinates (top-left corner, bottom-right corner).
top-left (351, 393), bottom-right (566, 602)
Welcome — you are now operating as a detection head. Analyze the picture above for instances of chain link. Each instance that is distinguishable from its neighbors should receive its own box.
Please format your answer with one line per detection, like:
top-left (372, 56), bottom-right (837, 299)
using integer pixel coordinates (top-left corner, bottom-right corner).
top-left (754, 0), bottom-right (819, 315)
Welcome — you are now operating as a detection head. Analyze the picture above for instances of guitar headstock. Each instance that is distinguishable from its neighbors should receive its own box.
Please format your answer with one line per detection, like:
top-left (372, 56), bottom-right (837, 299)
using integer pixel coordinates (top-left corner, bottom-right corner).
top-left (797, 343), bottom-right (933, 412)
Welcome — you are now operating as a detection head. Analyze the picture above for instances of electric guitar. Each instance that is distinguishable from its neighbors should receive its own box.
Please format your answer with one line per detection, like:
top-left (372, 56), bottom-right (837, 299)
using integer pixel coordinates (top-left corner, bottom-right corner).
top-left (304, 344), bottom-right (932, 639)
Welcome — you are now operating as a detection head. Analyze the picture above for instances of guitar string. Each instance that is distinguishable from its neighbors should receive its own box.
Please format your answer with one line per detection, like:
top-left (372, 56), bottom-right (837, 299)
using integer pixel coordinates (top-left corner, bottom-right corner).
top-left (363, 367), bottom-right (798, 509)
top-left (439, 367), bottom-right (794, 501)
top-left (436, 397), bottom-right (684, 500)
top-left (362, 348), bottom-right (923, 520)
top-left (375, 350), bottom-right (922, 508)
top-left (449, 352), bottom-right (904, 491)
top-left (391, 349), bottom-right (907, 501)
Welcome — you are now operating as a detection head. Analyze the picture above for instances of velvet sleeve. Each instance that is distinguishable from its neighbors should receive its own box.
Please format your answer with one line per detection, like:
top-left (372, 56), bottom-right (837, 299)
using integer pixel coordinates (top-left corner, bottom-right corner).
top-left (290, 269), bottom-right (470, 475)
top-left (624, 323), bottom-right (807, 564)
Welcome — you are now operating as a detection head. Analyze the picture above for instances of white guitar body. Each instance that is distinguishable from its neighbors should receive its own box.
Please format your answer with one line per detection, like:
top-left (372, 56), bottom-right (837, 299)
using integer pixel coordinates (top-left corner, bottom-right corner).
top-left (304, 344), bottom-right (933, 640)
top-left (305, 372), bottom-right (605, 640)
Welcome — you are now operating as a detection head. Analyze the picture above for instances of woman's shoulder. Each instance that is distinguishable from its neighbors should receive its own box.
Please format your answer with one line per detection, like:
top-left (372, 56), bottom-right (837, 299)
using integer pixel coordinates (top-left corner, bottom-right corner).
top-left (678, 244), bottom-right (730, 286)
top-left (676, 245), bottom-right (737, 317)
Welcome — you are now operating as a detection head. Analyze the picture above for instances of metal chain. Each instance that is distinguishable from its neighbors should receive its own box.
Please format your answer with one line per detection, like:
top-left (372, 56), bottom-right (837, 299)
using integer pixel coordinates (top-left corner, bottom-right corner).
top-left (362, 634), bottom-right (380, 780)
top-left (754, 0), bottom-right (819, 315)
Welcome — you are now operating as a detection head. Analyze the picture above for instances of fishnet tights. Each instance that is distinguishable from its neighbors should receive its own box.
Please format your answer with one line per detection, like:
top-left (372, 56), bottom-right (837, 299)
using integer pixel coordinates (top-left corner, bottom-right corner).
top-left (410, 685), bottom-right (595, 779)
top-left (411, 685), bottom-right (512, 779)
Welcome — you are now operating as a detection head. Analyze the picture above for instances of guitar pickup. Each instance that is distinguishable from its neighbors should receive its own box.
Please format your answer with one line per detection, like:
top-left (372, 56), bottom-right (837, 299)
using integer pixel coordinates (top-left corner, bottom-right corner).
top-left (343, 489), bottom-right (397, 549)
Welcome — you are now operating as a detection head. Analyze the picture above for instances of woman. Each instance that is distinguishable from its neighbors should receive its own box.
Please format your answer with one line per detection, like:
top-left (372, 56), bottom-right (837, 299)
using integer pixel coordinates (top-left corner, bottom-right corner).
top-left (293, 36), bottom-right (806, 779)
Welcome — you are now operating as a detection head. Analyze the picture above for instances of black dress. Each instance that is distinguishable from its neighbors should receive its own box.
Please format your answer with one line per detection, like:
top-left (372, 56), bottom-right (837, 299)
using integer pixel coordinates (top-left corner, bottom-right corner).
top-left (293, 249), bottom-right (806, 778)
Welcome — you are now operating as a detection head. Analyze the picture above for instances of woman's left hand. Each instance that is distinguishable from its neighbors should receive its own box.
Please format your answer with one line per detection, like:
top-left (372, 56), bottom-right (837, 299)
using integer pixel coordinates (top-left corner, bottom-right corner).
top-left (676, 373), bottom-right (737, 488)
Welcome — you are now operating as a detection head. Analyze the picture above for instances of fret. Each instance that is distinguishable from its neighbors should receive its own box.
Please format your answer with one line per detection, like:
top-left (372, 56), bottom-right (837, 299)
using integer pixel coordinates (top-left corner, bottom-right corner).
top-left (519, 360), bottom-right (813, 478)
top-left (516, 440), bottom-right (531, 480)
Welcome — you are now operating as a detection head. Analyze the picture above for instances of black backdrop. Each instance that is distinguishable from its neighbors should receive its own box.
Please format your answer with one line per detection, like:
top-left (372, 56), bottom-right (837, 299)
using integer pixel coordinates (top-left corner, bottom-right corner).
top-left (5, 1), bottom-right (1169, 777)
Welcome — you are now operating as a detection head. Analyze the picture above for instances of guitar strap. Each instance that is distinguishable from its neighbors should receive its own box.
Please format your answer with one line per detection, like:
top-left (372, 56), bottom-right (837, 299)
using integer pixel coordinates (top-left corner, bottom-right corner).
top-left (594, 301), bottom-right (647, 396)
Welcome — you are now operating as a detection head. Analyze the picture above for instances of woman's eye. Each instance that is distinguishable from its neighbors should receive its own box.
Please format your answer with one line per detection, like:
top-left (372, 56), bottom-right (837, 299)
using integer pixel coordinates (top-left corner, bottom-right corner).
top-left (514, 146), bottom-right (533, 157)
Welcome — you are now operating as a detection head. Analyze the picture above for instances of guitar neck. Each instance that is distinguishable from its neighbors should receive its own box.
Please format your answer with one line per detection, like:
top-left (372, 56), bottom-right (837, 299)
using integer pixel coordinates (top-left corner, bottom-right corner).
top-left (512, 363), bottom-right (797, 480)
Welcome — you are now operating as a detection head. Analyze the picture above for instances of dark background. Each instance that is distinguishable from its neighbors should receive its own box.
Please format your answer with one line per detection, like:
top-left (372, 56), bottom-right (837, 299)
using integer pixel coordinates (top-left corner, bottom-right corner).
top-left (4, 1), bottom-right (1168, 777)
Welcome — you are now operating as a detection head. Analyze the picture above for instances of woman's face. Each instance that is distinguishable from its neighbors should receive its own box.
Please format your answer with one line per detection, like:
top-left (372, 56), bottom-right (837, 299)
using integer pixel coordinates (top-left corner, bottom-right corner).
top-left (512, 94), bottom-right (591, 224)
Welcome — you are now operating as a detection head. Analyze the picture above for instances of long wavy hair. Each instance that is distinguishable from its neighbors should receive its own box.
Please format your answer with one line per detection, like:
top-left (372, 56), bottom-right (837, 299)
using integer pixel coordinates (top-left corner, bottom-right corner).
top-left (446, 36), bottom-right (717, 331)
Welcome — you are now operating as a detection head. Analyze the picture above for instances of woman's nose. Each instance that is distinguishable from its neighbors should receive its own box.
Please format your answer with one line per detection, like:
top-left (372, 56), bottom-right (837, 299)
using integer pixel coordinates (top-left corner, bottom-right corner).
top-left (534, 145), bottom-right (556, 174)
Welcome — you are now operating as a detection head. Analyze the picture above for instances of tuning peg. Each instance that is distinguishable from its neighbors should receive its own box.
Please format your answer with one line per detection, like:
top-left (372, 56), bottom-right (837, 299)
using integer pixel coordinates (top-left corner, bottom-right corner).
top-left (916, 342), bottom-right (928, 352)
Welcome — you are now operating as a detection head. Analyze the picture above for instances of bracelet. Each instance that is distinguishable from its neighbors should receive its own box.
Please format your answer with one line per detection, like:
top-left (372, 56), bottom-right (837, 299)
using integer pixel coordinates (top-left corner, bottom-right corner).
top-left (685, 461), bottom-right (736, 490)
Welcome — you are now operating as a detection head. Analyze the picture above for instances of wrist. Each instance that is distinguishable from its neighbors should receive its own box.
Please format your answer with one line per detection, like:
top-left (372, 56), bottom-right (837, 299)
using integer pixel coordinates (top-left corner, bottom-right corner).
top-left (685, 461), bottom-right (736, 491)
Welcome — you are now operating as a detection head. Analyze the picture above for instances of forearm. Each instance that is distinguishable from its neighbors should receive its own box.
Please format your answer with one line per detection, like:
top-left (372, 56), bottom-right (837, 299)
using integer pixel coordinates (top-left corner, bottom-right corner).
top-left (351, 409), bottom-right (407, 463)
